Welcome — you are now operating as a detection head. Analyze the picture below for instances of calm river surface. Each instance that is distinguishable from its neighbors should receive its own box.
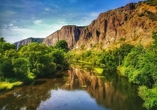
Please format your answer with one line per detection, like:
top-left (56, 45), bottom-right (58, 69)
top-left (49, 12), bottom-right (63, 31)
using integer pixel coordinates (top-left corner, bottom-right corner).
top-left (0, 67), bottom-right (146, 110)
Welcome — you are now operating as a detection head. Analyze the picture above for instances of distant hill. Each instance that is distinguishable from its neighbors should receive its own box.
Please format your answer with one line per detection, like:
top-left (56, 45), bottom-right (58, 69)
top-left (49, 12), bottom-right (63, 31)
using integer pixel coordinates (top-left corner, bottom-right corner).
top-left (14, 37), bottom-right (44, 49)
top-left (43, 2), bottom-right (157, 50)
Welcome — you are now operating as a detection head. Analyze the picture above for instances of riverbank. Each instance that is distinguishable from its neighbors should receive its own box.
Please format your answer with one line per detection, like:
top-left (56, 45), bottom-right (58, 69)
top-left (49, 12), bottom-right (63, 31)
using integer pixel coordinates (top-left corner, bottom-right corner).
top-left (0, 81), bottom-right (23, 91)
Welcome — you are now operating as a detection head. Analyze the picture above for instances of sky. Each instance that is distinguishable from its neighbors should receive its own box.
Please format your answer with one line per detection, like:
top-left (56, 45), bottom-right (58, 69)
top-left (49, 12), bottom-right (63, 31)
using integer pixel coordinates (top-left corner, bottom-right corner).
top-left (0, 0), bottom-right (143, 43)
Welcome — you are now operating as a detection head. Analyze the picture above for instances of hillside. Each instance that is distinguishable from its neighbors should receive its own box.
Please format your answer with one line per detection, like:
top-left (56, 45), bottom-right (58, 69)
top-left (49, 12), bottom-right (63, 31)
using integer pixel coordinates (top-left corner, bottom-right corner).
top-left (43, 2), bottom-right (157, 50)
top-left (14, 37), bottom-right (44, 49)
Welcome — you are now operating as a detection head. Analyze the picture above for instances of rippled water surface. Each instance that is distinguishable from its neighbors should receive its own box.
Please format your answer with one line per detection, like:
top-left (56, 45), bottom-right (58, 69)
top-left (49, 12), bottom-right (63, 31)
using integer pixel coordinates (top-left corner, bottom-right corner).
top-left (0, 68), bottom-right (146, 110)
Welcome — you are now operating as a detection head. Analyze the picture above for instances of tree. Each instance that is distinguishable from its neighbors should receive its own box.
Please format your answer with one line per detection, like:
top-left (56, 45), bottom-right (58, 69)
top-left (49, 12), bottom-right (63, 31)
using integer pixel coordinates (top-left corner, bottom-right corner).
top-left (1, 58), bottom-right (14, 78)
top-left (0, 40), bottom-right (16, 54)
top-left (50, 49), bottom-right (65, 65)
top-left (55, 40), bottom-right (69, 52)
top-left (0, 37), bottom-right (5, 43)
top-left (18, 43), bottom-right (56, 77)
top-left (12, 58), bottom-right (31, 81)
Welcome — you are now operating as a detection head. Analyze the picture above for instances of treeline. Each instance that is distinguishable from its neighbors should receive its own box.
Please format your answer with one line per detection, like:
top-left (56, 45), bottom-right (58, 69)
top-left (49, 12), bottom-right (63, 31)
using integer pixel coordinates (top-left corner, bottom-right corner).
top-left (118, 32), bottom-right (157, 110)
top-left (0, 39), bottom-right (69, 89)
top-left (68, 32), bottom-right (157, 109)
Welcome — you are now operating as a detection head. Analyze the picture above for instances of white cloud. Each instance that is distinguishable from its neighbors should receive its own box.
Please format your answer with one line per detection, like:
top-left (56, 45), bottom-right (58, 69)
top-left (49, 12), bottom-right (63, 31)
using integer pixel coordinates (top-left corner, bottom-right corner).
top-left (45, 8), bottom-right (50, 11)
top-left (10, 26), bottom-right (34, 34)
top-left (9, 24), bottom-right (14, 27)
top-left (90, 12), bottom-right (100, 17)
top-left (0, 25), bottom-right (35, 43)
top-left (34, 20), bottom-right (42, 24)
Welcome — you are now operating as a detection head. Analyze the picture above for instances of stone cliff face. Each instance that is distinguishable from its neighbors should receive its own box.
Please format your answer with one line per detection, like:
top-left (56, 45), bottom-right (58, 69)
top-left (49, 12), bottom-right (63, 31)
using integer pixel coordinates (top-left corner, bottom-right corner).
top-left (43, 2), bottom-right (157, 49)
top-left (14, 37), bottom-right (44, 49)
top-left (43, 25), bottom-right (84, 49)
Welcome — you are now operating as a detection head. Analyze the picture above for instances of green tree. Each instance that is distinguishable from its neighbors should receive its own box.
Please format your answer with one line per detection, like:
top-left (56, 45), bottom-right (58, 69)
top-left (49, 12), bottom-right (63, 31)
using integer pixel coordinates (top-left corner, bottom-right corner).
top-left (50, 49), bottom-right (65, 65)
top-left (18, 43), bottom-right (56, 77)
top-left (55, 40), bottom-right (69, 52)
top-left (12, 58), bottom-right (30, 80)
top-left (0, 40), bottom-right (15, 54)
top-left (138, 86), bottom-right (157, 109)
top-left (0, 37), bottom-right (5, 43)
top-left (1, 58), bottom-right (14, 78)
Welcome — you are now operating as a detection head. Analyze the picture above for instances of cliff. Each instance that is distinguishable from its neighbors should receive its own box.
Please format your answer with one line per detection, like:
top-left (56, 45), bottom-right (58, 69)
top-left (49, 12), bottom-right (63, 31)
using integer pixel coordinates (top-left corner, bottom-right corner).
top-left (14, 37), bottom-right (44, 49)
top-left (43, 2), bottom-right (157, 50)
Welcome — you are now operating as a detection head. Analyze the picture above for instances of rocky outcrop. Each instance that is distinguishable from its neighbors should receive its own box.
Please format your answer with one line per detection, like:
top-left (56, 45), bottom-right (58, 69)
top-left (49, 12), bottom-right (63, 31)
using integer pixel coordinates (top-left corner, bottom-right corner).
top-left (43, 2), bottom-right (157, 50)
top-left (43, 25), bottom-right (84, 49)
top-left (14, 37), bottom-right (44, 49)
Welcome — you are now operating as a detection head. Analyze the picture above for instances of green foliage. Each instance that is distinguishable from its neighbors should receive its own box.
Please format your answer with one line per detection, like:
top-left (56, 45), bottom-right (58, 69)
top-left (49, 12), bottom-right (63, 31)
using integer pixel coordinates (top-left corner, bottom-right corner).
top-left (0, 37), bottom-right (5, 43)
top-left (152, 32), bottom-right (157, 46)
top-left (118, 33), bottom-right (157, 109)
top-left (0, 39), bottom-right (15, 54)
top-left (83, 50), bottom-right (92, 58)
top-left (0, 38), bottom-right (68, 90)
top-left (55, 40), bottom-right (69, 52)
top-left (18, 43), bottom-right (56, 77)
top-left (68, 43), bottom-right (134, 73)
top-left (50, 49), bottom-right (65, 65)
top-left (1, 58), bottom-right (14, 78)
top-left (0, 81), bottom-right (23, 90)
top-left (99, 51), bottom-right (117, 72)
top-left (12, 58), bottom-right (30, 80)
top-left (138, 86), bottom-right (157, 109)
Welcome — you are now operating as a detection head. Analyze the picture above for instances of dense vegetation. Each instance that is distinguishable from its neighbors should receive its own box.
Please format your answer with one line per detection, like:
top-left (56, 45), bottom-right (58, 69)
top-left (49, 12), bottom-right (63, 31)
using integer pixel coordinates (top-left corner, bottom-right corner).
top-left (68, 32), bottom-right (157, 110)
top-left (0, 38), bottom-right (68, 90)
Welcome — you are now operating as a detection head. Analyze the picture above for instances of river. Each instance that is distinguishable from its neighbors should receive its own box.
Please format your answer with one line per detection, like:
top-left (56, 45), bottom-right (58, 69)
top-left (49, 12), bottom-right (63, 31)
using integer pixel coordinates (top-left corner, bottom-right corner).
top-left (0, 67), bottom-right (146, 110)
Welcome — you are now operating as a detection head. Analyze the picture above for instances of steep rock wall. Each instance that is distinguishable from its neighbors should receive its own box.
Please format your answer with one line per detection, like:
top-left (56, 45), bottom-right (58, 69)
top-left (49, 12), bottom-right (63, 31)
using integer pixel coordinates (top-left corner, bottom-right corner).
top-left (43, 2), bottom-right (157, 50)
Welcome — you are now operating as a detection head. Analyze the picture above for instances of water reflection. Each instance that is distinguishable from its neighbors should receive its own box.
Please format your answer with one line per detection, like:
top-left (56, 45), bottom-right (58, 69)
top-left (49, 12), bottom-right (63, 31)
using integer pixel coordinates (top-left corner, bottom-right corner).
top-left (62, 68), bottom-right (146, 110)
top-left (0, 68), bottom-right (146, 110)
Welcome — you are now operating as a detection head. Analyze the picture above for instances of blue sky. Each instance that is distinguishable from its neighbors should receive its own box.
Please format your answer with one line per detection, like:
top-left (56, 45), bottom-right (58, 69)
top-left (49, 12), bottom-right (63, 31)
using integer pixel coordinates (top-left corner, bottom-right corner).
top-left (0, 0), bottom-right (142, 43)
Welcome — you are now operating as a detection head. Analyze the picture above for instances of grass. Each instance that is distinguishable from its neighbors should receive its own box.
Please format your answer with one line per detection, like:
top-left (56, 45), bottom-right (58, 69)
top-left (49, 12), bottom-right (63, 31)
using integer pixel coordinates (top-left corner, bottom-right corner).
top-left (94, 68), bottom-right (104, 75)
top-left (0, 81), bottom-right (23, 91)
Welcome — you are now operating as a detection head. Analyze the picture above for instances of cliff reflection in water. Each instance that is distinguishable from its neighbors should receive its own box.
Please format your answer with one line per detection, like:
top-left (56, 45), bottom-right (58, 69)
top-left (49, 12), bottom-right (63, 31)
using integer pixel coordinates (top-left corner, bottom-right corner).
top-left (62, 68), bottom-right (146, 110)
top-left (0, 67), bottom-right (146, 110)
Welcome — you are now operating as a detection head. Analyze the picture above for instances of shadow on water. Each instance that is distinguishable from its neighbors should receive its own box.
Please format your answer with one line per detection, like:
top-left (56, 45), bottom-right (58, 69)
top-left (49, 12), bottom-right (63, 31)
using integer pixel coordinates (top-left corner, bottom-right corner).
top-left (0, 67), bottom-right (146, 110)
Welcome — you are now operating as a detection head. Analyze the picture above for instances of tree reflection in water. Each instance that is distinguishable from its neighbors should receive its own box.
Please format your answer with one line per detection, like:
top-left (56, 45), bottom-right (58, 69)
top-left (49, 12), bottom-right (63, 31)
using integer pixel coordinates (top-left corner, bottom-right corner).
top-left (0, 67), bottom-right (146, 110)
top-left (61, 68), bottom-right (146, 110)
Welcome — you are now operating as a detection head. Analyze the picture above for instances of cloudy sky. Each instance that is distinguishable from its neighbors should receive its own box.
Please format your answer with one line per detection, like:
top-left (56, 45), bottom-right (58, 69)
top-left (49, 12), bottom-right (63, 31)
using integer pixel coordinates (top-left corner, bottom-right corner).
top-left (0, 0), bottom-right (142, 43)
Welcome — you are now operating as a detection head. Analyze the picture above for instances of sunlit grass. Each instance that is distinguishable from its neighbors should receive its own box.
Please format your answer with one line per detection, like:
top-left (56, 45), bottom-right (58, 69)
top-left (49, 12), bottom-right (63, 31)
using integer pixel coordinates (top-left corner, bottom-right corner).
top-left (94, 68), bottom-right (104, 75)
top-left (0, 81), bottom-right (23, 91)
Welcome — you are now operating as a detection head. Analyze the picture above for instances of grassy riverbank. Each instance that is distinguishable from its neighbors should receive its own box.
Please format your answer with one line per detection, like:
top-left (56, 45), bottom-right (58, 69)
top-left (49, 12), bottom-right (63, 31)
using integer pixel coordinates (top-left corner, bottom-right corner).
top-left (0, 81), bottom-right (23, 91)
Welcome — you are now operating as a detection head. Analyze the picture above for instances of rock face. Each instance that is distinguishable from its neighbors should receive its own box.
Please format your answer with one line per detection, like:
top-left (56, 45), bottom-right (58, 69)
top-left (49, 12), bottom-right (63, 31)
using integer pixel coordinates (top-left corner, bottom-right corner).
top-left (14, 37), bottom-right (44, 49)
top-left (43, 2), bottom-right (157, 50)
top-left (43, 25), bottom-right (84, 49)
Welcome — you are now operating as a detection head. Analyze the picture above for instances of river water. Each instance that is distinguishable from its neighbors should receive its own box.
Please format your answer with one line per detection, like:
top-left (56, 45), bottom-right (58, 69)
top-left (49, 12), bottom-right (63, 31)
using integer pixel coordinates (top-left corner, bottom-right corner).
top-left (0, 67), bottom-right (146, 110)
